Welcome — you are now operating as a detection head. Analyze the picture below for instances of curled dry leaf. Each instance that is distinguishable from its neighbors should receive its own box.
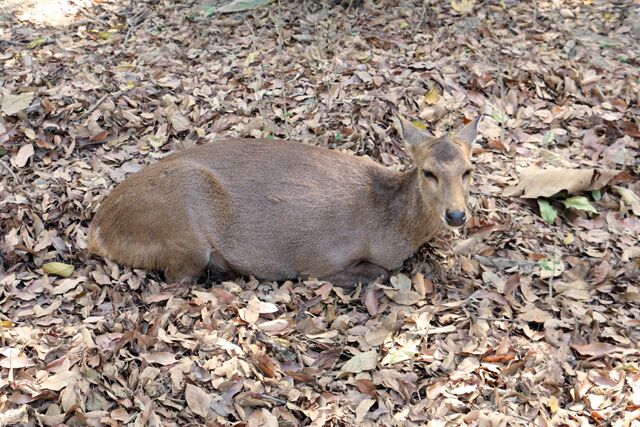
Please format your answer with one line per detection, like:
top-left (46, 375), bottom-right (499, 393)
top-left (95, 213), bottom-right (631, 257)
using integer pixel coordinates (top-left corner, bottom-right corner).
top-left (383, 289), bottom-right (422, 306)
top-left (42, 262), bottom-right (74, 278)
top-left (503, 167), bottom-right (619, 198)
top-left (12, 143), bottom-right (34, 168)
top-left (613, 186), bottom-right (640, 216)
top-left (239, 296), bottom-right (278, 324)
top-left (0, 404), bottom-right (28, 425)
top-left (381, 345), bottom-right (418, 366)
top-left (254, 354), bottom-right (278, 378)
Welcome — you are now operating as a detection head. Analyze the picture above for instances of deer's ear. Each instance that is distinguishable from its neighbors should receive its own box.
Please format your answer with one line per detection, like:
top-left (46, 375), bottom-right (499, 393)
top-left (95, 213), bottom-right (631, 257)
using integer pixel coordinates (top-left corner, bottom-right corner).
top-left (396, 116), bottom-right (430, 152)
top-left (456, 116), bottom-right (480, 151)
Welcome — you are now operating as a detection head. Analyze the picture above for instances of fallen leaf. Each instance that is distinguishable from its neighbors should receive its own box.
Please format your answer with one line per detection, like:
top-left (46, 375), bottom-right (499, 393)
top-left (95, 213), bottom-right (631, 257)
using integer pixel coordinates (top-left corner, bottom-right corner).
top-left (339, 350), bottom-right (377, 376)
top-left (384, 289), bottom-right (422, 305)
top-left (1, 92), bottom-right (34, 115)
top-left (517, 305), bottom-right (553, 323)
top-left (40, 370), bottom-right (78, 391)
top-left (355, 398), bottom-right (376, 423)
top-left (42, 262), bottom-right (74, 278)
top-left (218, 0), bottom-right (274, 13)
top-left (12, 144), bottom-right (34, 168)
top-left (538, 199), bottom-right (558, 224)
top-left (451, 0), bottom-right (474, 13)
top-left (185, 384), bottom-right (211, 418)
top-left (0, 405), bottom-right (28, 425)
top-left (538, 257), bottom-right (564, 279)
top-left (571, 342), bottom-right (637, 358)
top-left (254, 354), bottom-right (278, 378)
top-left (141, 352), bottom-right (178, 366)
top-left (613, 186), bottom-right (640, 216)
top-left (562, 196), bottom-right (597, 213)
top-left (423, 88), bottom-right (440, 105)
top-left (503, 167), bottom-right (619, 198)
top-left (381, 345), bottom-right (418, 366)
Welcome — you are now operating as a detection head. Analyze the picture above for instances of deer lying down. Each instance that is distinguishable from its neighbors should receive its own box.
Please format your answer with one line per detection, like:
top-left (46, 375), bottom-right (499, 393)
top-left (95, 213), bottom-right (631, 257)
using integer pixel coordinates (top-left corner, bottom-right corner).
top-left (88, 117), bottom-right (479, 287)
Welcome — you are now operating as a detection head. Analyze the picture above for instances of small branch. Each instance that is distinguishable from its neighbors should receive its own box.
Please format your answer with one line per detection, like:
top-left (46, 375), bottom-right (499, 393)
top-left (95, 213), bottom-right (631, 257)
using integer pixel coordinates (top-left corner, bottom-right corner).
top-left (0, 159), bottom-right (20, 184)
top-left (475, 317), bottom-right (520, 323)
top-left (123, 9), bottom-right (149, 49)
top-left (79, 93), bottom-right (109, 120)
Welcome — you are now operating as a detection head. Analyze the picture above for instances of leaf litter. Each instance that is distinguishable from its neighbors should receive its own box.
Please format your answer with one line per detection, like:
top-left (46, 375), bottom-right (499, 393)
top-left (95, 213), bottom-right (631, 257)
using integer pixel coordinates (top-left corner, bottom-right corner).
top-left (0, 0), bottom-right (639, 425)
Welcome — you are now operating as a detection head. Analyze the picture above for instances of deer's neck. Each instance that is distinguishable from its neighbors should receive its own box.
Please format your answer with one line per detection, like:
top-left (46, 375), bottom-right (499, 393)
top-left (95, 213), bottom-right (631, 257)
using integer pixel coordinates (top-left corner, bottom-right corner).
top-left (375, 167), bottom-right (442, 248)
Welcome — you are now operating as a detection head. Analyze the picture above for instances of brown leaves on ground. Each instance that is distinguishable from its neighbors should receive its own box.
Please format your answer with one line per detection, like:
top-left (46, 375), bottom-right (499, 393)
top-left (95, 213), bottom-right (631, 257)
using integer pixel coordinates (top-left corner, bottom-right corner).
top-left (1, 0), bottom-right (639, 425)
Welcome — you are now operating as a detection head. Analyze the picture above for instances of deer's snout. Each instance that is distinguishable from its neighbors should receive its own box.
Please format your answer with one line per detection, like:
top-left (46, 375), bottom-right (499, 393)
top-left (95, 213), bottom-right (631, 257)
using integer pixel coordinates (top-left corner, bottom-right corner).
top-left (445, 209), bottom-right (466, 227)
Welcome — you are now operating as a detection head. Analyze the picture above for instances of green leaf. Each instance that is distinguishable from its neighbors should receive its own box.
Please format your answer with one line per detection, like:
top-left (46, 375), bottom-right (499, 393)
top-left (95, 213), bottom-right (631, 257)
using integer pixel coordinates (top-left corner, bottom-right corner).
top-left (399, 21), bottom-right (410, 30)
top-left (98, 31), bottom-right (113, 40)
top-left (204, 6), bottom-right (216, 16)
top-left (543, 130), bottom-right (555, 146)
top-left (27, 37), bottom-right (46, 49)
top-left (538, 257), bottom-right (564, 279)
top-left (493, 112), bottom-right (507, 123)
top-left (411, 120), bottom-right (428, 131)
top-left (591, 189), bottom-right (601, 201)
top-left (0, 147), bottom-right (7, 157)
top-left (562, 196), bottom-right (597, 213)
top-left (538, 199), bottom-right (557, 224)
top-left (218, 0), bottom-right (273, 13)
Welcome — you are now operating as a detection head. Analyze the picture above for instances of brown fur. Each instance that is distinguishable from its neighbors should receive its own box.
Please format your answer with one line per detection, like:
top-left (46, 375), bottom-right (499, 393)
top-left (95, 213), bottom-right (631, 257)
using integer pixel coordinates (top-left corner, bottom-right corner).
top-left (88, 117), bottom-right (479, 286)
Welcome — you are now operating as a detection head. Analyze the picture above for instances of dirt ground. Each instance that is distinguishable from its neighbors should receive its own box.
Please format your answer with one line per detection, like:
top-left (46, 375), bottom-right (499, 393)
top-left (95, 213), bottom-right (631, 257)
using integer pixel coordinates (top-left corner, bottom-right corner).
top-left (1, 0), bottom-right (639, 425)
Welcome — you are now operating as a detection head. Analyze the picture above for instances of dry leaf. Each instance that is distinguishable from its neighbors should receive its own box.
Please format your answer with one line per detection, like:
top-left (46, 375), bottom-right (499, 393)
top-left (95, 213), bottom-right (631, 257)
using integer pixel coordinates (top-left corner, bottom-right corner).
top-left (355, 398), bottom-right (376, 423)
top-left (384, 289), bottom-right (421, 305)
top-left (12, 144), bottom-right (34, 168)
top-left (451, 0), bottom-right (474, 13)
top-left (40, 370), bottom-right (78, 391)
top-left (185, 384), bottom-right (211, 418)
top-left (381, 345), bottom-right (418, 366)
top-left (339, 350), bottom-right (378, 376)
top-left (613, 186), bottom-right (640, 215)
top-left (141, 352), bottom-right (178, 366)
top-left (571, 342), bottom-right (637, 358)
top-left (517, 306), bottom-right (553, 323)
top-left (1, 92), bottom-right (34, 115)
top-left (42, 262), bottom-right (74, 278)
top-left (0, 405), bottom-right (28, 425)
top-left (503, 167), bottom-right (619, 198)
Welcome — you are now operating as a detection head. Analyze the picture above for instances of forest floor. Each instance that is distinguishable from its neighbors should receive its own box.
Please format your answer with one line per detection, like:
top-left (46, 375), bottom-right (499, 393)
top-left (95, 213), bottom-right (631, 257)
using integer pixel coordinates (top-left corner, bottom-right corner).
top-left (1, 0), bottom-right (639, 425)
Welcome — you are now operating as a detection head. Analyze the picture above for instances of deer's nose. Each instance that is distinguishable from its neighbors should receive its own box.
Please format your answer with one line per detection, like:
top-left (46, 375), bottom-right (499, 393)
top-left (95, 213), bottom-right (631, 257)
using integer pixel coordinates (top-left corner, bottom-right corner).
top-left (445, 210), bottom-right (466, 227)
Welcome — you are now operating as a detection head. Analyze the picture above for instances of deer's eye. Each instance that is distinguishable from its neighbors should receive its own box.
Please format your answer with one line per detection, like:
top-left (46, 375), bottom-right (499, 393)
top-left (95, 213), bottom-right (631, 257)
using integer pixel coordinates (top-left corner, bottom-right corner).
top-left (463, 170), bottom-right (472, 180)
top-left (423, 170), bottom-right (437, 182)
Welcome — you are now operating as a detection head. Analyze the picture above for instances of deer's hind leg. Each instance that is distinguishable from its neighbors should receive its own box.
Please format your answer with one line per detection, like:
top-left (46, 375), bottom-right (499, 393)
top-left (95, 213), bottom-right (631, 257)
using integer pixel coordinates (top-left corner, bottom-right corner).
top-left (322, 262), bottom-right (389, 291)
top-left (162, 244), bottom-right (211, 284)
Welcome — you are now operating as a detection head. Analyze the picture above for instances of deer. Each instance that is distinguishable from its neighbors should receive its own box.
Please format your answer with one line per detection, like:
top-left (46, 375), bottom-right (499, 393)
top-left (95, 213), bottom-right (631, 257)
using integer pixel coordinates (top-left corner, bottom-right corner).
top-left (87, 116), bottom-right (479, 288)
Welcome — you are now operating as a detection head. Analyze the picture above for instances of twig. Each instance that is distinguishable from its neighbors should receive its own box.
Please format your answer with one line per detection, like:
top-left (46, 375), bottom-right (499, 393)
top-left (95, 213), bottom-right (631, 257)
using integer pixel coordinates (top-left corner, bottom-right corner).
top-left (123, 9), bottom-right (149, 49)
top-left (69, 0), bottom-right (105, 26)
top-left (476, 317), bottom-right (520, 323)
top-left (79, 93), bottom-right (109, 120)
top-left (0, 318), bottom-right (5, 347)
top-left (0, 39), bottom-right (26, 46)
top-left (0, 159), bottom-right (20, 184)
